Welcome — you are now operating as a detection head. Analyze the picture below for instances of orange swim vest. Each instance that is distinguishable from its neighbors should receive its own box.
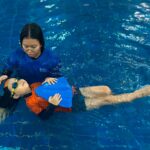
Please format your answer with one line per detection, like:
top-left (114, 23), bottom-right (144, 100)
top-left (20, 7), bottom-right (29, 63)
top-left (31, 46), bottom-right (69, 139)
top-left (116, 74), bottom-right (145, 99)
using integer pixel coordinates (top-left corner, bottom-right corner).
top-left (25, 82), bottom-right (72, 115)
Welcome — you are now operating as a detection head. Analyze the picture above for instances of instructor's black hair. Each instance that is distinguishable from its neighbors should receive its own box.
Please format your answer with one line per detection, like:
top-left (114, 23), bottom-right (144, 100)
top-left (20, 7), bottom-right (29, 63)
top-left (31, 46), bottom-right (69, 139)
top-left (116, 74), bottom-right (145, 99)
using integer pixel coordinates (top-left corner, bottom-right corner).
top-left (20, 23), bottom-right (45, 53)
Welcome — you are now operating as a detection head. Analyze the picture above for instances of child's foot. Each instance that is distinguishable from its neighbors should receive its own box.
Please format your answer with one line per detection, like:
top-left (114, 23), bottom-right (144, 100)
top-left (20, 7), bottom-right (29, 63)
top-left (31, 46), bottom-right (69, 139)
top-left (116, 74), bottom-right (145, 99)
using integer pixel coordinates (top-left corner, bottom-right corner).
top-left (134, 86), bottom-right (150, 98)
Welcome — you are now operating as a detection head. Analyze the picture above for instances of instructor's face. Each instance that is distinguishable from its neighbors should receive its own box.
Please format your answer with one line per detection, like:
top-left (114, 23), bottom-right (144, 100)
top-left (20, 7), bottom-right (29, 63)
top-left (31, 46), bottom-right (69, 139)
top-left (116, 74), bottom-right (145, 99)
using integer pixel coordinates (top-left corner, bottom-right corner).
top-left (22, 38), bottom-right (42, 58)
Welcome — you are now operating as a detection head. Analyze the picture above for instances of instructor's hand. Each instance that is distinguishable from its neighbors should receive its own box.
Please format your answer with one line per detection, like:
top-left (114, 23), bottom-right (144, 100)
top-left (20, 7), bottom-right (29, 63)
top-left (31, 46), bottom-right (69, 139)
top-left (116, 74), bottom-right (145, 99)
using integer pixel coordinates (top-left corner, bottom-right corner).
top-left (42, 77), bottom-right (57, 85)
top-left (0, 75), bottom-right (8, 84)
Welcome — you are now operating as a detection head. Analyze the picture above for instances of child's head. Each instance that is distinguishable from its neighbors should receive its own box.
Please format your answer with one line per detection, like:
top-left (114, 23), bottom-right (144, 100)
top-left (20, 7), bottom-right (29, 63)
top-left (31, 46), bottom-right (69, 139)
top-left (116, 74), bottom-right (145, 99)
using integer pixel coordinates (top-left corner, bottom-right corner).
top-left (4, 78), bottom-right (31, 99)
top-left (0, 78), bottom-right (29, 109)
top-left (20, 23), bottom-right (45, 58)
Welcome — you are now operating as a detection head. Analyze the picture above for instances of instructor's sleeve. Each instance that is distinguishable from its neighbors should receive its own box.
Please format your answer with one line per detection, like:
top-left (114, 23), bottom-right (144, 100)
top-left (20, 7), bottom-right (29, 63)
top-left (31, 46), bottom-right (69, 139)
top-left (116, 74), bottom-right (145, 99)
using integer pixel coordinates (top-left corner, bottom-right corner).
top-left (1, 51), bottom-right (18, 77)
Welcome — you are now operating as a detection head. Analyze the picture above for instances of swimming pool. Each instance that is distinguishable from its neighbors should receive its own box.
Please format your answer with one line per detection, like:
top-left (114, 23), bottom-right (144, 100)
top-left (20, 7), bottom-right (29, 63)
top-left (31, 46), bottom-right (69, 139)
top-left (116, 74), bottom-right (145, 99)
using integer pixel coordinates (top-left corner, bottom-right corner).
top-left (0, 0), bottom-right (150, 149)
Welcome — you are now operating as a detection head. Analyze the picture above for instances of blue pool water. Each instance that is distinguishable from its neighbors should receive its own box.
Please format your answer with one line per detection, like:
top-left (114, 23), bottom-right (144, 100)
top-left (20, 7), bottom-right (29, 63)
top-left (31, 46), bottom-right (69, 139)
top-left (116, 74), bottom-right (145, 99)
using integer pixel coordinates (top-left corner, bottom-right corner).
top-left (0, 0), bottom-right (150, 149)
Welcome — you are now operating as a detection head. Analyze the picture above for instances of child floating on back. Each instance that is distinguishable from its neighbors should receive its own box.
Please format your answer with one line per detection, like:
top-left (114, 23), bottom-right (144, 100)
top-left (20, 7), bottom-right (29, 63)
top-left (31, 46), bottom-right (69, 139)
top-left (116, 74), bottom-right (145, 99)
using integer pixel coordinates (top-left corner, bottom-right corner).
top-left (0, 77), bottom-right (150, 121)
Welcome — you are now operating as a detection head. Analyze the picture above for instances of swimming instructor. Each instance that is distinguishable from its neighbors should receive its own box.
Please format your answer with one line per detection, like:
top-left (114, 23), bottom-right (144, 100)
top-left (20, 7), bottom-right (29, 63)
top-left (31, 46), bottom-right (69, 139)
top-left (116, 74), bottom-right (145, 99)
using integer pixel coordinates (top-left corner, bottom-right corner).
top-left (0, 23), bottom-right (62, 84)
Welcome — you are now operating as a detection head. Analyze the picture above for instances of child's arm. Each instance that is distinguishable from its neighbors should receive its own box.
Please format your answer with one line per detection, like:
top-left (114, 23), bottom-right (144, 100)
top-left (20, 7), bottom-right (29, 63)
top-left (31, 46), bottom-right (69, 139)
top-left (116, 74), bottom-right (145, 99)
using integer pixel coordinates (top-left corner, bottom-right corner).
top-left (38, 104), bottom-right (56, 120)
top-left (26, 100), bottom-right (56, 120)
top-left (38, 94), bottom-right (62, 120)
top-left (26, 94), bottom-right (62, 120)
top-left (48, 93), bottom-right (62, 105)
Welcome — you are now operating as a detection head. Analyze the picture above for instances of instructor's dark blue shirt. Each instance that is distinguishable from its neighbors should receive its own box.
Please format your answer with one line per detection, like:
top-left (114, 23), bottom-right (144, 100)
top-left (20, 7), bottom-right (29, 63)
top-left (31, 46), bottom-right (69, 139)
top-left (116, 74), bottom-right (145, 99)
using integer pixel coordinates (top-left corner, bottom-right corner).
top-left (2, 48), bottom-right (62, 84)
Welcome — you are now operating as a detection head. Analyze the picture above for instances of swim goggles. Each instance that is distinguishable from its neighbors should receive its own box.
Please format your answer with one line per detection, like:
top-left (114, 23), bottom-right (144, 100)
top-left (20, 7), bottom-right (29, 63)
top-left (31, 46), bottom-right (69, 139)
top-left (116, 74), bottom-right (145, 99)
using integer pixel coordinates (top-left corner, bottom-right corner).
top-left (22, 44), bottom-right (40, 52)
top-left (11, 79), bottom-right (18, 97)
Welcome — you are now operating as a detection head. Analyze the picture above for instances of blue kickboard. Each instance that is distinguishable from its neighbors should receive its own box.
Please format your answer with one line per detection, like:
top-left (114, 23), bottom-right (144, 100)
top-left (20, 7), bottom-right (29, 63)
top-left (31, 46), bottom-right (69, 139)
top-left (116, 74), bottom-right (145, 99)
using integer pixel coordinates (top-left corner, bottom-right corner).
top-left (35, 77), bottom-right (73, 108)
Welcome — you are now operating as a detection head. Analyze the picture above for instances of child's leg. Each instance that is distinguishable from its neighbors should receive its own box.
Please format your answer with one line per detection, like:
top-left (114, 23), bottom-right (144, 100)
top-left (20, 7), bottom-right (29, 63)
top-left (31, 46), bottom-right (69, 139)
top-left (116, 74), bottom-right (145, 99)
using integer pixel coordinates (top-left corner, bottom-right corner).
top-left (133, 85), bottom-right (150, 98)
top-left (79, 86), bottom-right (112, 98)
top-left (84, 85), bottom-right (150, 110)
